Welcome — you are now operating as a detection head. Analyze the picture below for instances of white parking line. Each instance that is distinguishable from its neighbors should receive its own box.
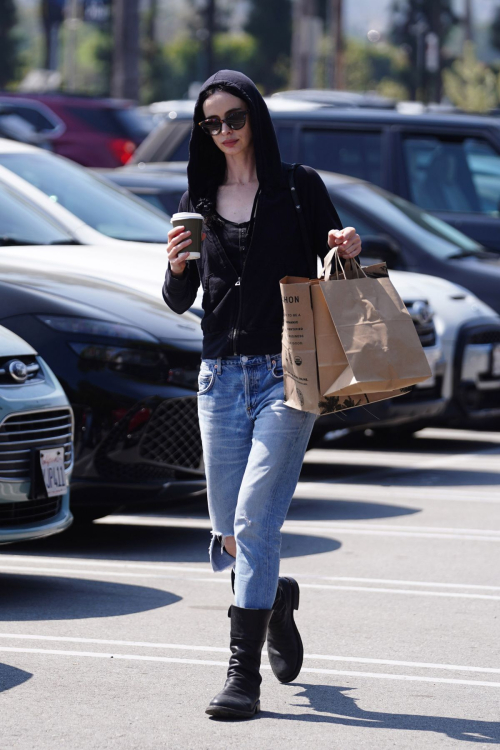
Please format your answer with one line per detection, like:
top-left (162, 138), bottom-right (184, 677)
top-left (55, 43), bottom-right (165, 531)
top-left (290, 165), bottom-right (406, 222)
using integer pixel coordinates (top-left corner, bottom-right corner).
top-left (1, 634), bottom-right (499, 676)
top-left (3, 556), bottom-right (500, 591)
top-left (294, 482), bottom-right (500, 504)
top-left (0, 646), bottom-right (499, 688)
top-left (2, 555), bottom-right (499, 590)
top-left (1, 563), bottom-right (499, 600)
top-left (94, 515), bottom-right (500, 541)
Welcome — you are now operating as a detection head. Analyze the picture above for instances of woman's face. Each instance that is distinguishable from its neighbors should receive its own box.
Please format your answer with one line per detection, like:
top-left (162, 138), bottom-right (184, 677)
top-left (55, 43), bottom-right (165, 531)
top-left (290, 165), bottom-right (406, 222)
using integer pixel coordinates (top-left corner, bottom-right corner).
top-left (202, 91), bottom-right (253, 158)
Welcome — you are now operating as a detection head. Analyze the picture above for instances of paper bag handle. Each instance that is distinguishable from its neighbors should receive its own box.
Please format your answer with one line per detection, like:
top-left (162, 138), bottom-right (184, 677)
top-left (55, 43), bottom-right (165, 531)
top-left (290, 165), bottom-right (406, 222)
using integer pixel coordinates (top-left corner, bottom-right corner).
top-left (322, 247), bottom-right (367, 281)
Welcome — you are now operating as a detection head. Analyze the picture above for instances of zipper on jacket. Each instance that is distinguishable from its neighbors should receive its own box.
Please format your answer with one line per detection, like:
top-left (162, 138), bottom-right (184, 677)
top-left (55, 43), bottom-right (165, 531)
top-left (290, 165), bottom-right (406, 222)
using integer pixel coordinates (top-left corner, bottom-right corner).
top-left (231, 189), bottom-right (261, 355)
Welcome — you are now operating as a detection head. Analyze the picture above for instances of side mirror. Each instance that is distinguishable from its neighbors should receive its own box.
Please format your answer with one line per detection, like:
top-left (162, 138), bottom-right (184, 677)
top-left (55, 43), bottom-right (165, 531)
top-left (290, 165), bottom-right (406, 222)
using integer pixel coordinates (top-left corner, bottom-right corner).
top-left (360, 234), bottom-right (400, 267)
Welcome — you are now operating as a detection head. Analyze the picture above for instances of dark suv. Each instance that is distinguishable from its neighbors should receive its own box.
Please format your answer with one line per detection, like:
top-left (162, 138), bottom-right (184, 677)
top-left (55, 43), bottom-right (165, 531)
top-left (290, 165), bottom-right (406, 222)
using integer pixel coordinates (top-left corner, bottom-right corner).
top-left (132, 102), bottom-right (500, 253)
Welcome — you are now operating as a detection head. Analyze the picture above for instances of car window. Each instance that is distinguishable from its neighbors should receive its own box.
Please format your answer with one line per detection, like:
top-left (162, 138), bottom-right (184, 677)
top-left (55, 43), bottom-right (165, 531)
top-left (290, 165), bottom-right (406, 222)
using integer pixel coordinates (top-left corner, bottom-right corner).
top-left (168, 134), bottom-right (190, 161)
top-left (0, 152), bottom-right (173, 243)
top-left (1, 104), bottom-right (56, 133)
top-left (0, 181), bottom-right (74, 245)
top-left (132, 191), bottom-right (180, 215)
top-left (275, 126), bottom-right (295, 163)
top-left (66, 106), bottom-right (136, 137)
top-left (330, 203), bottom-right (380, 236)
top-left (299, 130), bottom-right (382, 184)
top-left (403, 136), bottom-right (500, 216)
top-left (338, 183), bottom-right (484, 259)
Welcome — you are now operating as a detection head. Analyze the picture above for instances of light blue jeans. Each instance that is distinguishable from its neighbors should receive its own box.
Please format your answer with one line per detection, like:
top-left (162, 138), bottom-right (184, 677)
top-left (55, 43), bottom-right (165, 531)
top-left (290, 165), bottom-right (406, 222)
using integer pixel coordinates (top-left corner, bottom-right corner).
top-left (197, 353), bottom-right (316, 609)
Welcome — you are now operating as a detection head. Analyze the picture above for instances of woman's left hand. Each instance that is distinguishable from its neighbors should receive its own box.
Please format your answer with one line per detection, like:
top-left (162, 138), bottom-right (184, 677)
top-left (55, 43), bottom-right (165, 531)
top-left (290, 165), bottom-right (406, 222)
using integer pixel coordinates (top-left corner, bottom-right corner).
top-left (328, 227), bottom-right (362, 259)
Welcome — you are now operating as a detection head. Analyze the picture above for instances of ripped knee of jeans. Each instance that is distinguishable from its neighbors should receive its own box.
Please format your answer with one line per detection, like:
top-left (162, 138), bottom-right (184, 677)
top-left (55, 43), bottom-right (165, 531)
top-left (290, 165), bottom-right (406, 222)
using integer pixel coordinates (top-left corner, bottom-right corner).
top-left (209, 531), bottom-right (236, 573)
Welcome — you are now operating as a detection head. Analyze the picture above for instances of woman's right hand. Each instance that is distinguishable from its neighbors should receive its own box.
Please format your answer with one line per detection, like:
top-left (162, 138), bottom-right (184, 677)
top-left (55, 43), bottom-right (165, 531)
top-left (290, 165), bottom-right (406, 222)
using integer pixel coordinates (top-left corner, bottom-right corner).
top-left (167, 226), bottom-right (207, 277)
top-left (167, 225), bottom-right (192, 277)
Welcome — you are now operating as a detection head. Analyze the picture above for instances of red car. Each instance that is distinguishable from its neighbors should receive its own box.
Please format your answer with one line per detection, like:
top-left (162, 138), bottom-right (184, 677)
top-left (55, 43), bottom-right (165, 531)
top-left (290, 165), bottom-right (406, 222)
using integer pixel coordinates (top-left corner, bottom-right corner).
top-left (0, 93), bottom-right (151, 167)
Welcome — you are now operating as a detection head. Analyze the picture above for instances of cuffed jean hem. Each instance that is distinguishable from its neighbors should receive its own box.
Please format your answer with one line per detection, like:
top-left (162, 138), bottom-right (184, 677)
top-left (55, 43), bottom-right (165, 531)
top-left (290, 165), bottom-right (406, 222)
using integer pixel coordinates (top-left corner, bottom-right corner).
top-left (209, 532), bottom-right (235, 573)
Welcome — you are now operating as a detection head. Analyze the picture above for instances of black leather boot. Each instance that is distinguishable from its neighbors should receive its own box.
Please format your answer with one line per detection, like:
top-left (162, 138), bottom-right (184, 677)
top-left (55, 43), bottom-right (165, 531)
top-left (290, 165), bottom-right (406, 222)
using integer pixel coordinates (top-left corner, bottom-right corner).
top-left (266, 577), bottom-right (303, 683)
top-left (206, 605), bottom-right (273, 719)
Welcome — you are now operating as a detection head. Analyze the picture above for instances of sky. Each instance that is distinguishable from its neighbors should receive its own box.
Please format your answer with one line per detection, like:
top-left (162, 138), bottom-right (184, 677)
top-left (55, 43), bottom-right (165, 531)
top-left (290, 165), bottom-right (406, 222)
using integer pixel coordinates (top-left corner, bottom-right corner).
top-left (343, 0), bottom-right (497, 39)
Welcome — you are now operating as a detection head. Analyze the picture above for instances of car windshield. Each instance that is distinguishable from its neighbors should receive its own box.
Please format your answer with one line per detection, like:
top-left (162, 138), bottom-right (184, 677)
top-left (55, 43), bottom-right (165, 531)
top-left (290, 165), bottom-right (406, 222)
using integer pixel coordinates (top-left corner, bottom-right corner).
top-left (0, 180), bottom-right (75, 245)
top-left (0, 152), bottom-right (173, 243)
top-left (337, 183), bottom-right (485, 259)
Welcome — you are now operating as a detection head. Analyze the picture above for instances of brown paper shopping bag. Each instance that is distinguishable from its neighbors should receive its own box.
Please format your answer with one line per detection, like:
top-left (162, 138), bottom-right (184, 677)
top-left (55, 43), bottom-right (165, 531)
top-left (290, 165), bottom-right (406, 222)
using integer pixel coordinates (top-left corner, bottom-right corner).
top-left (318, 249), bottom-right (431, 397)
top-left (280, 249), bottom-right (431, 415)
top-left (280, 271), bottom-right (413, 415)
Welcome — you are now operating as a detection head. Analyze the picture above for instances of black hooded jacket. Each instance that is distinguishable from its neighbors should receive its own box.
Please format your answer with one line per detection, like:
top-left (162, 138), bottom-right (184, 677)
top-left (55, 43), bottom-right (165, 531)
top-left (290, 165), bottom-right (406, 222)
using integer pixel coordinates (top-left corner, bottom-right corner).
top-left (162, 70), bottom-right (342, 358)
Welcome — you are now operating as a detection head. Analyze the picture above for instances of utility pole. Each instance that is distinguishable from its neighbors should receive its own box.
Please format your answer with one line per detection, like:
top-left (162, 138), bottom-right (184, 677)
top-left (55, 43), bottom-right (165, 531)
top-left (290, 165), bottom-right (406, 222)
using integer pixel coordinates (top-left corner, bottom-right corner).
top-left (464, 0), bottom-right (473, 43)
top-left (147, 0), bottom-right (157, 43)
top-left (63, 0), bottom-right (80, 90)
top-left (205, 0), bottom-right (216, 79)
top-left (330, 0), bottom-right (344, 89)
top-left (291, 0), bottom-right (321, 89)
top-left (111, 0), bottom-right (139, 99)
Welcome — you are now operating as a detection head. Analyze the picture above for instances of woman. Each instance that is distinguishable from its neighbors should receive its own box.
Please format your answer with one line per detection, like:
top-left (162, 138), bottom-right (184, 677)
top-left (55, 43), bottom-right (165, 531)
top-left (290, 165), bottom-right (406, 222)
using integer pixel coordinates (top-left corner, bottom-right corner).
top-left (163, 70), bottom-right (361, 719)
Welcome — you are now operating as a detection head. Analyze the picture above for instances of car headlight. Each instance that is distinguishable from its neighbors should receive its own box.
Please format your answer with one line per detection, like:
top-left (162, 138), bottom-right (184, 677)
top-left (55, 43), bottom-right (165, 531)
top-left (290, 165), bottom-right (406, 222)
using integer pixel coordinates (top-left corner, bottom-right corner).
top-left (68, 343), bottom-right (199, 389)
top-left (38, 315), bottom-right (159, 343)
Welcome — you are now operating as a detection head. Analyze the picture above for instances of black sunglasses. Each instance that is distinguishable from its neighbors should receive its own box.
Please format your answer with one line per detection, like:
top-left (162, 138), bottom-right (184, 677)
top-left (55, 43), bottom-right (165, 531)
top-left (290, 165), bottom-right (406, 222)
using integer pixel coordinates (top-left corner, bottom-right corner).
top-left (198, 109), bottom-right (249, 136)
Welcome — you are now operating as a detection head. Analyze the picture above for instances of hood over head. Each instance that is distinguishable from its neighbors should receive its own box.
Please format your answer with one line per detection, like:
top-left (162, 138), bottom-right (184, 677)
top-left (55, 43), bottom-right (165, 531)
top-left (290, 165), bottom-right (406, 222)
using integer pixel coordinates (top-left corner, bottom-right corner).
top-left (187, 70), bottom-right (282, 213)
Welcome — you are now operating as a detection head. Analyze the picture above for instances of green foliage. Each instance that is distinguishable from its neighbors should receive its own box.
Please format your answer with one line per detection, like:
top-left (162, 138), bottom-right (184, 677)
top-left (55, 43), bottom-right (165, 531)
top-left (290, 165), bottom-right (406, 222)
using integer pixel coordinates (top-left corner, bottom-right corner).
top-left (244, 0), bottom-right (292, 93)
top-left (0, 0), bottom-right (20, 87)
top-left (64, 25), bottom-right (112, 95)
top-left (343, 38), bottom-right (409, 99)
top-left (140, 31), bottom-right (258, 104)
top-left (443, 42), bottom-right (500, 113)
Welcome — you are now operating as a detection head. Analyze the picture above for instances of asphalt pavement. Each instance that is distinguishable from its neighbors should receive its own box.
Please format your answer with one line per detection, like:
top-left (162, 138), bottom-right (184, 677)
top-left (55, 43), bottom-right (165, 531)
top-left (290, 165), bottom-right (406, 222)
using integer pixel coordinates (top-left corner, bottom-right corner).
top-left (1, 427), bottom-right (499, 749)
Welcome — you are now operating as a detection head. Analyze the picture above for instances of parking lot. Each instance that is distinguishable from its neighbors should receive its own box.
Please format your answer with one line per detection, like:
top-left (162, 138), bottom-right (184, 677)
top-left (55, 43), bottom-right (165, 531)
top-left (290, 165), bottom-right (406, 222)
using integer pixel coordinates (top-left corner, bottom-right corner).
top-left (1, 427), bottom-right (499, 748)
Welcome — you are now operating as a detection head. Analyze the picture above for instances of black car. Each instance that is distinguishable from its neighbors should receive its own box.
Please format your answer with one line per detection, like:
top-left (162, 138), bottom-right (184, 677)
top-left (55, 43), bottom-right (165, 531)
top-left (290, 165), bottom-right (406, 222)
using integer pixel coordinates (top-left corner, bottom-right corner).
top-left (96, 164), bottom-right (500, 431)
top-left (0, 180), bottom-right (204, 521)
top-left (130, 101), bottom-right (500, 253)
top-left (97, 163), bottom-right (500, 314)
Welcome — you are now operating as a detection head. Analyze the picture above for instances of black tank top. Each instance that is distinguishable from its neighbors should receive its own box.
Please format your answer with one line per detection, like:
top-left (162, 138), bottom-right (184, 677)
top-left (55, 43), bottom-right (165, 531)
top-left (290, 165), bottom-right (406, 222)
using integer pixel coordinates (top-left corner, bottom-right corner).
top-left (212, 213), bottom-right (250, 277)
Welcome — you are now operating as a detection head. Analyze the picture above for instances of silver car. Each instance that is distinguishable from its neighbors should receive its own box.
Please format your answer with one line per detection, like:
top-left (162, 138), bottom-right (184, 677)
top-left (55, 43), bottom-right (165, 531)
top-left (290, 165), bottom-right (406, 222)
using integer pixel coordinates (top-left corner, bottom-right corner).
top-left (0, 325), bottom-right (73, 544)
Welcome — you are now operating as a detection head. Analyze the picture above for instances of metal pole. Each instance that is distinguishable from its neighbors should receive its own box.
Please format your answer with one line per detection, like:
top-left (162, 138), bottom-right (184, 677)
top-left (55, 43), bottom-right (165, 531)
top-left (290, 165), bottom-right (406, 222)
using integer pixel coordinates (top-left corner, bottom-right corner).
top-left (111, 0), bottom-right (139, 99)
top-left (205, 0), bottom-right (216, 79)
top-left (291, 0), bottom-right (305, 89)
top-left (63, 0), bottom-right (80, 90)
top-left (464, 0), bottom-right (473, 43)
top-left (332, 0), bottom-right (343, 90)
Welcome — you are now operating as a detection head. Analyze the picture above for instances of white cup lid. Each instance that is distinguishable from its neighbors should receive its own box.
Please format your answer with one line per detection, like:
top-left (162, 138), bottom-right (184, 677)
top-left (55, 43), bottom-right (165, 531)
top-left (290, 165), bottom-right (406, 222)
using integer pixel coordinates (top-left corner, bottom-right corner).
top-left (172, 212), bottom-right (204, 221)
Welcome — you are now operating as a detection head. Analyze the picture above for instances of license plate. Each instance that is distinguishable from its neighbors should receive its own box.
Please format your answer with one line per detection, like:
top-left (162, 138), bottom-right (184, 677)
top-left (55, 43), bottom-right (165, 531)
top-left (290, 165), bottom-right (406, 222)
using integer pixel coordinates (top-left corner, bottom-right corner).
top-left (493, 344), bottom-right (500, 378)
top-left (39, 448), bottom-right (67, 497)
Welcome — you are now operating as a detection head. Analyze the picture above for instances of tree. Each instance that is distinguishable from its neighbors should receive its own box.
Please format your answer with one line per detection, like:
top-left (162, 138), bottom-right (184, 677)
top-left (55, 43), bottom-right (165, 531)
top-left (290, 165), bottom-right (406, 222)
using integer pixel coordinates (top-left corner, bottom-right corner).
top-left (244, 0), bottom-right (293, 93)
top-left (0, 0), bottom-right (19, 88)
top-left (389, 0), bottom-right (458, 101)
top-left (443, 41), bottom-right (499, 113)
top-left (342, 37), bottom-right (409, 98)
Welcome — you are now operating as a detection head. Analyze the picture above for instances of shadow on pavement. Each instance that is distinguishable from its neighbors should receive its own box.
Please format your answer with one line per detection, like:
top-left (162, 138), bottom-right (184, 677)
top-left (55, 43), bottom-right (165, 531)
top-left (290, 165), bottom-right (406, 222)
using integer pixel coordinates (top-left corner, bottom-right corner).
top-left (0, 664), bottom-right (32, 693)
top-left (301, 462), bottom-right (500, 487)
top-left (317, 432), bottom-right (500, 456)
top-left (264, 684), bottom-right (500, 743)
top-left (0, 574), bottom-right (181, 621)
top-left (287, 498), bottom-right (419, 521)
top-left (3, 525), bottom-right (341, 563)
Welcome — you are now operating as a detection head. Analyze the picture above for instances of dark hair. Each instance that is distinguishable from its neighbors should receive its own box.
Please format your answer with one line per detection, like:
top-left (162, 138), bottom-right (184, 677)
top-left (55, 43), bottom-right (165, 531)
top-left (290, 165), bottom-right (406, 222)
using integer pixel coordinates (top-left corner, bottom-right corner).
top-left (194, 84), bottom-right (241, 226)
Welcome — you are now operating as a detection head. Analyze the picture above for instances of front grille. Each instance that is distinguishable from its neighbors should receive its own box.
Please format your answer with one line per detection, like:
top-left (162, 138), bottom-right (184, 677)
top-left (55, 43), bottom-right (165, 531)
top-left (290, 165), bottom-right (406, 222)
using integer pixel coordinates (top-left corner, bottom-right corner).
top-left (0, 355), bottom-right (43, 386)
top-left (140, 397), bottom-right (202, 470)
top-left (0, 408), bottom-right (73, 481)
top-left (398, 376), bottom-right (443, 402)
top-left (0, 496), bottom-right (62, 526)
top-left (468, 330), bottom-right (500, 345)
top-left (412, 320), bottom-right (436, 347)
